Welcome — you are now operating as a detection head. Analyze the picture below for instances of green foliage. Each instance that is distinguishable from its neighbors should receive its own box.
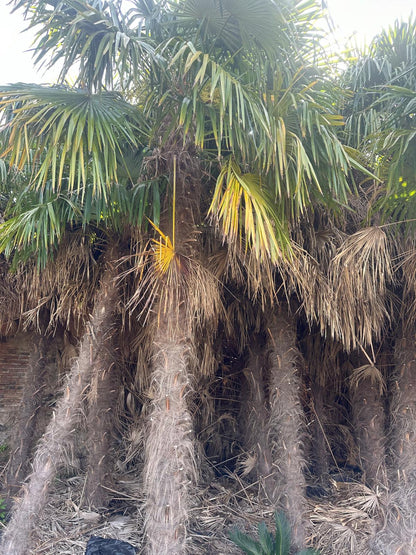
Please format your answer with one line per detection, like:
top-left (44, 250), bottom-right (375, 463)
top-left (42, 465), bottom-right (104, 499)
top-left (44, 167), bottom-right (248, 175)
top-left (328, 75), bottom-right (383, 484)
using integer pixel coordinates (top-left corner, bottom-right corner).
top-left (0, 497), bottom-right (6, 523)
top-left (0, 0), bottom-right (357, 267)
top-left (229, 512), bottom-right (320, 555)
top-left (341, 18), bottom-right (416, 227)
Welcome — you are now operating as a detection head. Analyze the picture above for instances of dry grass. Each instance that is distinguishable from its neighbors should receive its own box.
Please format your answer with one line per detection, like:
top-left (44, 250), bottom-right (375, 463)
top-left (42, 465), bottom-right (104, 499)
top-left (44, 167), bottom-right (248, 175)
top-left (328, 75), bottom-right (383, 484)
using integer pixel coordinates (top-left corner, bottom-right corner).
top-left (7, 460), bottom-right (395, 555)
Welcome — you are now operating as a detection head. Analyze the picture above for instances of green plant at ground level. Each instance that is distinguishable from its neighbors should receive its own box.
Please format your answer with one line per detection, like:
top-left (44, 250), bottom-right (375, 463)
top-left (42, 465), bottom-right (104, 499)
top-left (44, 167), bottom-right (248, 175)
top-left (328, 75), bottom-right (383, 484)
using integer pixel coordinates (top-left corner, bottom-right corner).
top-left (229, 511), bottom-right (320, 555)
top-left (0, 498), bottom-right (7, 523)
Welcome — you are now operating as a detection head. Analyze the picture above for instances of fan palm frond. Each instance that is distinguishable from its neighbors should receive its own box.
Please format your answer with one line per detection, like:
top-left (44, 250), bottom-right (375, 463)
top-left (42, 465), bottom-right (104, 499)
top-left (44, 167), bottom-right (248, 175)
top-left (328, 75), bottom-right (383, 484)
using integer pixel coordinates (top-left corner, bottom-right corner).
top-left (209, 158), bottom-right (290, 263)
top-left (11, 0), bottom-right (156, 91)
top-left (0, 85), bottom-right (143, 199)
top-left (0, 189), bottom-right (81, 268)
top-left (328, 226), bottom-right (394, 350)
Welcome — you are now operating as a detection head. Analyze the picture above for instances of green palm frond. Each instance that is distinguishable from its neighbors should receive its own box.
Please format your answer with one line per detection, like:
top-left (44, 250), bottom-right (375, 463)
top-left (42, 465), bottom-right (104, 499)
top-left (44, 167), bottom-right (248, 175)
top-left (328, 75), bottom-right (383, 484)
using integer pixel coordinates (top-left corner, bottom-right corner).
top-left (357, 86), bottom-right (416, 224)
top-left (0, 85), bottom-right (143, 198)
top-left (209, 159), bottom-right (290, 263)
top-left (11, 0), bottom-right (156, 91)
top-left (176, 0), bottom-right (295, 58)
top-left (161, 40), bottom-right (352, 218)
top-left (0, 189), bottom-right (81, 268)
top-left (161, 39), bottom-right (271, 159)
top-left (274, 511), bottom-right (291, 555)
top-left (229, 526), bottom-right (264, 555)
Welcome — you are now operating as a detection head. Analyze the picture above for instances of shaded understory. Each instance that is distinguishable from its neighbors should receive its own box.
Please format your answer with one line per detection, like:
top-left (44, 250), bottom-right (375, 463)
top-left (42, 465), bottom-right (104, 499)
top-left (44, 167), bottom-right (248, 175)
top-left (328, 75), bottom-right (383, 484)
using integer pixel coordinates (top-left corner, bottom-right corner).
top-left (0, 318), bottom-right (411, 555)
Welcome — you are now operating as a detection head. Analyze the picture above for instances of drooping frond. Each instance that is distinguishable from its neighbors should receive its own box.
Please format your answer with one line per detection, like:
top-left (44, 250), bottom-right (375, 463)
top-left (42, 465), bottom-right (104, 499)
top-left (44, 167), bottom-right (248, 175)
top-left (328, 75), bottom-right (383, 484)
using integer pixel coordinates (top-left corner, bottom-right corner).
top-left (395, 239), bottom-right (416, 326)
top-left (0, 188), bottom-right (81, 268)
top-left (209, 158), bottom-right (290, 263)
top-left (0, 86), bottom-right (143, 198)
top-left (328, 226), bottom-right (394, 350)
top-left (126, 225), bottom-right (223, 334)
top-left (349, 364), bottom-right (386, 396)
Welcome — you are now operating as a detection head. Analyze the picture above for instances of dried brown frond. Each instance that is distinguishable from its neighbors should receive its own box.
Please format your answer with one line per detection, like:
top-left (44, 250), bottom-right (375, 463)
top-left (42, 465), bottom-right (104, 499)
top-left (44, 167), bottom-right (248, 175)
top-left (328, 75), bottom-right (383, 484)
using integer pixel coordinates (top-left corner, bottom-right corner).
top-left (293, 208), bottom-right (346, 272)
top-left (127, 237), bottom-right (223, 340)
top-left (277, 242), bottom-right (332, 331)
top-left (238, 452), bottom-right (258, 477)
top-left (0, 256), bottom-right (21, 334)
top-left (310, 482), bottom-right (385, 554)
top-left (16, 231), bottom-right (102, 337)
top-left (328, 226), bottom-right (394, 351)
top-left (207, 240), bottom-right (276, 309)
top-left (349, 364), bottom-right (386, 396)
top-left (396, 239), bottom-right (416, 328)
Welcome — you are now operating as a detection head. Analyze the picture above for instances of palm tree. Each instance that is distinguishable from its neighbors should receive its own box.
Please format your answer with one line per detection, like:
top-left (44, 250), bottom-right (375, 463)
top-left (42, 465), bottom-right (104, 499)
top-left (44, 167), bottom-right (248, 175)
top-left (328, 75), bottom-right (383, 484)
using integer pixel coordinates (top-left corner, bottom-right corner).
top-left (339, 18), bottom-right (416, 550)
top-left (0, 0), bottom-right (358, 552)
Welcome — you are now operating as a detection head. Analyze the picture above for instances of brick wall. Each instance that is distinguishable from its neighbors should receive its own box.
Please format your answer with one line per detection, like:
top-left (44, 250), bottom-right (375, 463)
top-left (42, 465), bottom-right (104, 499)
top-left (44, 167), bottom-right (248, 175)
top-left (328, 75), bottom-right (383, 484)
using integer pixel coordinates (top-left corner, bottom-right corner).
top-left (0, 334), bottom-right (31, 427)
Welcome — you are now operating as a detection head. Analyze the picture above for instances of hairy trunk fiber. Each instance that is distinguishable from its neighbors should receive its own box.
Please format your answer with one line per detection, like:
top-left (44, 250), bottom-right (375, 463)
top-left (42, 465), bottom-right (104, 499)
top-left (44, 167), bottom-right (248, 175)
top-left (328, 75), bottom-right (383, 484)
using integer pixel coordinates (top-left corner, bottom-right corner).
top-left (84, 272), bottom-right (120, 508)
top-left (351, 368), bottom-right (387, 488)
top-left (310, 380), bottom-right (330, 479)
top-left (1, 266), bottom-right (118, 555)
top-left (371, 327), bottom-right (416, 552)
top-left (239, 343), bottom-right (274, 493)
top-left (267, 308), bottom-right (307, 550)
top-left (141, 142), bottom-right (210, 554)
top-left (391, 328), bottom-right (416, 508)
top-left (4, 334), bottom-right (49, 504)
top-left (144, 317), bottom-right (197, 555)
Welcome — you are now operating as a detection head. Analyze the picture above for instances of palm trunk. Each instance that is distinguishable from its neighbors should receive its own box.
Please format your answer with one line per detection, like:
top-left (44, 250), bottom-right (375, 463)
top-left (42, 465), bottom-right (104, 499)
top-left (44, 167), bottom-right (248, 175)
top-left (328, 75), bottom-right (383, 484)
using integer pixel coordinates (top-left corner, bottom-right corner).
top-left (4, 334), bottom-right (49, 504)
top-left (372, 326), bottom-right (416, 551)
top-left (0, 265), bottom-right (118, 555)
top-left (310, 380), bottom-right (330, 479)
top-left (267, 307), bottom-right (307, 550)
top-left (351, 364), bottom-right (387, 488)
top-left (391, 327), bottom-right (416, 499)
top-left (239, 343), bottom-right (274, 494)
top-left (144, 316), bottom-right (197, 554)
top-left (142, 146), bottom-right (207, 554)
top-left (84, 265), bottom-right (120, 508)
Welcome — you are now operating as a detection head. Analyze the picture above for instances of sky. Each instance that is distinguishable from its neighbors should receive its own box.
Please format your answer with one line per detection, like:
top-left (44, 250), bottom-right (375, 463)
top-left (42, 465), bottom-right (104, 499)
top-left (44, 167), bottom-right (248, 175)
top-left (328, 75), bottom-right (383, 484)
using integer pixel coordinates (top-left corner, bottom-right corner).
top-left (0, 0), bottom-right (415, 85)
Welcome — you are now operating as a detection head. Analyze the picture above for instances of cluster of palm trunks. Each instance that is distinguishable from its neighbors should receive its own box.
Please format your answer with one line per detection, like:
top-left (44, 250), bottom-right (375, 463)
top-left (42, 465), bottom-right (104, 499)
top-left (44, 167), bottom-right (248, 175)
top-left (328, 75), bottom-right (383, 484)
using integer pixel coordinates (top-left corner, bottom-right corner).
top-left (1, 1), bottom-right (416, 554)
top-left (0, 207), bottom-right (415, 555)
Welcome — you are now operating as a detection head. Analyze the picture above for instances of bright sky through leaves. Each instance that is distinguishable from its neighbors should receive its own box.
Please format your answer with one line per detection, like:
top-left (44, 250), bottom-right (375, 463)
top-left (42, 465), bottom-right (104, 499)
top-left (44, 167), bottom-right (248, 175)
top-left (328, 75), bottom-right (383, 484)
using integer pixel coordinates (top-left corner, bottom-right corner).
top-left (0, 0), bottom-right (414, 85)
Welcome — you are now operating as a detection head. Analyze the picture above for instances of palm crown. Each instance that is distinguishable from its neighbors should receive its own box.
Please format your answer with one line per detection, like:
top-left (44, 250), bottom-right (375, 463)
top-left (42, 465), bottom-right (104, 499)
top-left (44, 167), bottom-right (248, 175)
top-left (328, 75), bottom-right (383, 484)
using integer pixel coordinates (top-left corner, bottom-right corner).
top-left (1, 0), bottom-right (355, 268)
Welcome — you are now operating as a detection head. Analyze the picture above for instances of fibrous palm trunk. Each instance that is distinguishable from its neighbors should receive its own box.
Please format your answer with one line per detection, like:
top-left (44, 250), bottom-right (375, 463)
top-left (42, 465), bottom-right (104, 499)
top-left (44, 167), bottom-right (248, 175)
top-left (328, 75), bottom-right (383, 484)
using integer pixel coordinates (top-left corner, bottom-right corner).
top-left (144, 317), bottom-right (197, 554)
top-left (4, 334), bottom-right (49, 503)
top-left (267, 307), bottom-right (307, 550)
top-left (84, 269), bottom-right (120, 508)
top-left (351, 365), bottom-right (387, 488)
top-left (0, 263), bottom-right (118, 555)
top-left (372, 326), bottom-right (416, 552)
top-left (390, 328), bottom-right (416, 530)
top-left (142, 145), bottom-right (207, 554)
top-left (239, 343), bottom-right (274, 494)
